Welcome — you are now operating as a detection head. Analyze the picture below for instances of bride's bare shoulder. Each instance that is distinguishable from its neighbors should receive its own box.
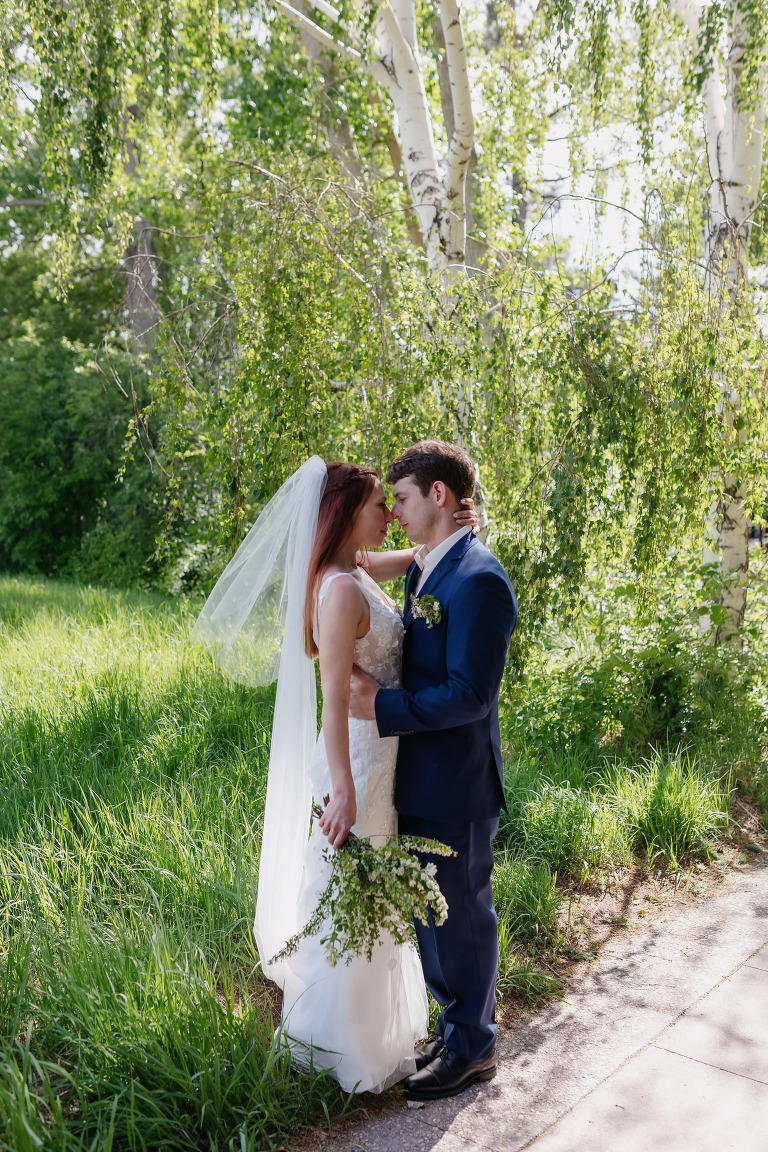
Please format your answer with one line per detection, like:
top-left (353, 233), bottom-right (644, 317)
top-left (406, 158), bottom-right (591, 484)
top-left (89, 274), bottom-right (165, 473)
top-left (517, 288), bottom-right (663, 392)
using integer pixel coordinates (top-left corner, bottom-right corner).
top-left (317, 570), bottom-right (365, 609)
top-left (316, 571), bottom-right (369, 643)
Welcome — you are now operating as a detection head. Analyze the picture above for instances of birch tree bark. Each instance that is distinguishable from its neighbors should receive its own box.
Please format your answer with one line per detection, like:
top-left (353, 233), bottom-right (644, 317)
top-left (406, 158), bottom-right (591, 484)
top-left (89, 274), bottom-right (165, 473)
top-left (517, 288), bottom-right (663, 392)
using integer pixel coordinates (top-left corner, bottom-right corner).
top-left (122, 218), bottom-right (159, 350)
top-left (277, 0), bottom-right (489, 532)
top-left (277, 0), bottom-right (475, 280)
top-left (121, 106), bottom-right (159, 350)
top-left (670, 0), bottom-right (766, 646)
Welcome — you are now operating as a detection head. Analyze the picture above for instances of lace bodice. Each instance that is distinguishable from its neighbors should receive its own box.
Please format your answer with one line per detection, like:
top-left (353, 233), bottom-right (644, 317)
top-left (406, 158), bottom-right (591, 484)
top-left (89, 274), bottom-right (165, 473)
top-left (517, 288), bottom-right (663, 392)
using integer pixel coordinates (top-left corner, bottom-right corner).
top-left (314, 570), bottom-right (404, 689)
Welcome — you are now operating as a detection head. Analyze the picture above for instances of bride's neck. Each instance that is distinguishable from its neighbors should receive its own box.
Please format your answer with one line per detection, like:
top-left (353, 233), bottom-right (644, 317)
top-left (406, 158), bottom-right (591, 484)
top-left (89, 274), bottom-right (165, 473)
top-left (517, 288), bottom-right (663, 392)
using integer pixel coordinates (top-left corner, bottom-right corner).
top-left (328, 538), bottom-right (361, 574)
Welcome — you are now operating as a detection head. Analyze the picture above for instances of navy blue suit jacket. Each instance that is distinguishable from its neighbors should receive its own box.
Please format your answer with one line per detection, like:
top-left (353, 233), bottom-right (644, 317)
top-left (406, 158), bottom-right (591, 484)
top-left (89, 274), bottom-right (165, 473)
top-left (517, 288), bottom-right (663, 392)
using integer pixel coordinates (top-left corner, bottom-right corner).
top-left (375, 532), bottom-right (518, 823)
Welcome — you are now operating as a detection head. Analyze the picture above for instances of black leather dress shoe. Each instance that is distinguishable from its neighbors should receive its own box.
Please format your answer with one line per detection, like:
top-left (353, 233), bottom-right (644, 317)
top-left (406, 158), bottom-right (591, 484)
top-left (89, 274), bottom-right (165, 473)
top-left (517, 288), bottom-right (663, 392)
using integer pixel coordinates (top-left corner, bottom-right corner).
top-left (404, 1047), bottom-right (497, 1100)
top-left (413, 1035), bottom-right (444, 1072)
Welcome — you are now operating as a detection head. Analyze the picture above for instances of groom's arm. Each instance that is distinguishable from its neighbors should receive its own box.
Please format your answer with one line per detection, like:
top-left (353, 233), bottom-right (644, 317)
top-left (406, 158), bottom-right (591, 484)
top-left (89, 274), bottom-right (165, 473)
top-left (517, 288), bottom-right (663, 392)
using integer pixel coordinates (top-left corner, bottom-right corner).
top-left (373, 572), bottom-right (517, 736)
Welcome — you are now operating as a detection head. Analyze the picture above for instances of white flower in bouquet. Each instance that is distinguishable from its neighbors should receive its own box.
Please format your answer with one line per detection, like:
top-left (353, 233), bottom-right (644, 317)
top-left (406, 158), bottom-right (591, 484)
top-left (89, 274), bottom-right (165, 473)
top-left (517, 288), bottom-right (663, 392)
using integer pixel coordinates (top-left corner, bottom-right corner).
top-left (270, 798), bottom-right (454, 967)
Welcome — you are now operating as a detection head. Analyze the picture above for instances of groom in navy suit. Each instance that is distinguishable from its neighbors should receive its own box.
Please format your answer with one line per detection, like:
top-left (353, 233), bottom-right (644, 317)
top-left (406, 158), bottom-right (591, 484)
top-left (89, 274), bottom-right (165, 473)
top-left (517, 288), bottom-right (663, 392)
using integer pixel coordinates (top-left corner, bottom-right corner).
top-left (350, 440), bottom-right (517, 1101)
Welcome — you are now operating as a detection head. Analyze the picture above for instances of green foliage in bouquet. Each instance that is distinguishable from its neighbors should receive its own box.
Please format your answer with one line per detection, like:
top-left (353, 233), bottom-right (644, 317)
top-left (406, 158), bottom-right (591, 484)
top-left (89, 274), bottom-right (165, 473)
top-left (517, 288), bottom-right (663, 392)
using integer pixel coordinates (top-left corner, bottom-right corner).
top-left (271, 800), bottom-right (454, 967)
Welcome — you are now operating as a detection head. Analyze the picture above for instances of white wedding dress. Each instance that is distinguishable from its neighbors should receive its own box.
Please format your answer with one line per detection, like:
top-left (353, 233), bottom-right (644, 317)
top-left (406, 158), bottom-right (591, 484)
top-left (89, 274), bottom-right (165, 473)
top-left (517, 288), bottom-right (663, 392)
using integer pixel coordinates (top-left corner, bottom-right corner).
top-left (279, 570), bottom-right (428, 1093)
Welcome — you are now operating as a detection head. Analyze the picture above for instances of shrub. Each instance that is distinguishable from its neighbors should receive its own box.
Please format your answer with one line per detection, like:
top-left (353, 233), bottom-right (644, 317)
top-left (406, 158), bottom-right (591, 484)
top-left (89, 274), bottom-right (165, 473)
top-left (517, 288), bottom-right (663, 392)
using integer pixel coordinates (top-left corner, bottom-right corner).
top-left (507, 616), bottom-right (753, 761)
top-left (499, 759), bottom-right (629, 881)
top-left (603, 749), bottom-right (731, 867)
top-left (0, 253), bottom-right (159, 586)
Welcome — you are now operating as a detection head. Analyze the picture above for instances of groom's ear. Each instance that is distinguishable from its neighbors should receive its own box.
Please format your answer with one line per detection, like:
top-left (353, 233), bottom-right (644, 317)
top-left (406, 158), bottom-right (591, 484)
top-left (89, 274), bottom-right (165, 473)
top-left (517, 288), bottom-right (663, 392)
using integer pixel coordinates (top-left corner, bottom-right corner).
top-left (432, 481), bottom-right (449, 507)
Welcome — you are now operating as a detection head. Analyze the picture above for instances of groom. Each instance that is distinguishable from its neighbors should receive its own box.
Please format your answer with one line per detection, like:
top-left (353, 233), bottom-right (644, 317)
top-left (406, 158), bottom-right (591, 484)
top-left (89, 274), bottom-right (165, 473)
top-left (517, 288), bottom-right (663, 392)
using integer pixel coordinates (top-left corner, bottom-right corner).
top-left (350, 440), bottom-right (517, 1101)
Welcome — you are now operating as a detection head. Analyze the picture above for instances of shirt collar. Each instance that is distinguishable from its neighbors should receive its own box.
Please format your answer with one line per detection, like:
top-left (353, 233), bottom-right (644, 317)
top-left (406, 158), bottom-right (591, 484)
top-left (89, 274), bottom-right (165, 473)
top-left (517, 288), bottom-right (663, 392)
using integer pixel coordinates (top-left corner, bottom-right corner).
top-left (414, 527), bottom-right (470, 574)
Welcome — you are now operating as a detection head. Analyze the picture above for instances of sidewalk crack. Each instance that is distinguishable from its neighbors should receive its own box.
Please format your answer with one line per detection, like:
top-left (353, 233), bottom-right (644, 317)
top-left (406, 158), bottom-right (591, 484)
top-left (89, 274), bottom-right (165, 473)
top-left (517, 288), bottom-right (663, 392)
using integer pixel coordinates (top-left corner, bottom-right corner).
top-left (652, 1044), bottom-right (768, 1088)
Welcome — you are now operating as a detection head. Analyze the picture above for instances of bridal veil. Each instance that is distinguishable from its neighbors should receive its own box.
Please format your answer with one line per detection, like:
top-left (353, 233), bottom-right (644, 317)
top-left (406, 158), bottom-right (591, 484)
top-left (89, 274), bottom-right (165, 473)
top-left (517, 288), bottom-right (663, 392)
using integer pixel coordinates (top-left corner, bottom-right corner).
top-left (190, 456), bottom-right (327, 982)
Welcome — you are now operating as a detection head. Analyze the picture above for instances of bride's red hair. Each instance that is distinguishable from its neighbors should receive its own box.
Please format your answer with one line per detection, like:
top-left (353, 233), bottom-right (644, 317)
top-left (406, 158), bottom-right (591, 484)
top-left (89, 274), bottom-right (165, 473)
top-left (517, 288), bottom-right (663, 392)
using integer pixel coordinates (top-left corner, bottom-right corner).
top-left (304, 462), bottom-right (378, 657)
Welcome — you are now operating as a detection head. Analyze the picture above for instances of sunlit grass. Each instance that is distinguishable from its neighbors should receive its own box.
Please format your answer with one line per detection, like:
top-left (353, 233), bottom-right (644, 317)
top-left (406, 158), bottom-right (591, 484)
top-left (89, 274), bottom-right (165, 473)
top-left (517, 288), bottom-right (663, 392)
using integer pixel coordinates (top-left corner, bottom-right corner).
top-left (0, 575), bottom-right (358, 1151)
top-left (0, 573), bottom-right (747, 1148)
top-left (499, 758), bottom-right (630, 882)
top-left (500, 742), bottom-right (732, 878)
top-left (603, 749), bottom-right (731, 867)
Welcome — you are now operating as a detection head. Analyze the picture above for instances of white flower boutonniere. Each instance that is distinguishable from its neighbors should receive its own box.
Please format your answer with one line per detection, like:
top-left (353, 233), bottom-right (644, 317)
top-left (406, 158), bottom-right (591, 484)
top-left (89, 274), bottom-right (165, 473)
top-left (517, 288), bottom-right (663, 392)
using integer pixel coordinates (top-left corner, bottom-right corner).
top-left (410, 593), bottom-right (442, 628)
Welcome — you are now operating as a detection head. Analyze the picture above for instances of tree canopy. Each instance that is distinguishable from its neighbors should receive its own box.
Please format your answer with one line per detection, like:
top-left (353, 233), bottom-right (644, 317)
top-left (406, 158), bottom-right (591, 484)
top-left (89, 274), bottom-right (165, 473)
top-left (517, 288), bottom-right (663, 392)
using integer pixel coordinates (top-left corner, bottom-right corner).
top-left (1, 0), bottom-right (767, 650)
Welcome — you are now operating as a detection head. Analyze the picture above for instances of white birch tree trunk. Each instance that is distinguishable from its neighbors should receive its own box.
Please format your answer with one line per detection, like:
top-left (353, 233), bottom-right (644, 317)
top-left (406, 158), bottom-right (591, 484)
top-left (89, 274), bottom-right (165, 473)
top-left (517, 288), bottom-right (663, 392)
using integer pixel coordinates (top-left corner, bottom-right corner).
top-left (277, 0), bottom-right (488, 533)
top-left (278, 0), bottom-right (474, 279)
top-left (670, 0), bottom-right (765, 647)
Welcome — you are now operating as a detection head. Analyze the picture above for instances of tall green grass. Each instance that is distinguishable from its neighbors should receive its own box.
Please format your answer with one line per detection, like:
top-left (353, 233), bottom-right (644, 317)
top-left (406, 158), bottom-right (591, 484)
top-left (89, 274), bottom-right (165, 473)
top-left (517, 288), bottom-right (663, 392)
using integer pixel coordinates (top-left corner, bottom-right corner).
top-left (492, 852), bottom-right (565, 1002)
top-left (499, 755), bottom-right (629, 881)
top-left (0, 575), bottom-right (743, 1149)
top-left (500, 745), bottom-right (732, 878)
top-left (603, 749), bottom-right (731, 867)
top-left (0, 576), bottom-right (357, 1151)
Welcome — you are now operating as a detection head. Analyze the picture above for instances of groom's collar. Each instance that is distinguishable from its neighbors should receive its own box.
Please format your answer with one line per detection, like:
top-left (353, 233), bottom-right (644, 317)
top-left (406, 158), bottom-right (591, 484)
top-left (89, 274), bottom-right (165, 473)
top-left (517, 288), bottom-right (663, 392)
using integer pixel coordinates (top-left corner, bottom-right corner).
top-left (413, 529), bottom-right (474, 601)
top-left (404, 531), bottom-right (473, 625)
top-left (414, 527), bottom-right (471, 578)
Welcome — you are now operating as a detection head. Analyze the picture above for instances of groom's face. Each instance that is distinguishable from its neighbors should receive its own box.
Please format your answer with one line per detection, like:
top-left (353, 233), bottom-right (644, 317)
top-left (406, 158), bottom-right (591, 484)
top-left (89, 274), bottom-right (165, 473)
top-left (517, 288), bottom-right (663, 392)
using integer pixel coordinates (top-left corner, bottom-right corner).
top-left (390, 476), bottom-right (438, 545)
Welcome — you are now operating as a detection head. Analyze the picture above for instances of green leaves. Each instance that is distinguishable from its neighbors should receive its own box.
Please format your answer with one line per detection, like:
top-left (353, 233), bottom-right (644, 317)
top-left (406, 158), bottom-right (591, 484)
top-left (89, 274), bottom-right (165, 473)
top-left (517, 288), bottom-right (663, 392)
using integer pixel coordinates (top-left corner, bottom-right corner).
top-left (1, 0), bottom-right (765, 647)
top-left (2, 0), bottom-right (221, 282)
top-left (0, 252), bottom-right (157, 581)
top-left (271, 799), bottom-right (454, 968)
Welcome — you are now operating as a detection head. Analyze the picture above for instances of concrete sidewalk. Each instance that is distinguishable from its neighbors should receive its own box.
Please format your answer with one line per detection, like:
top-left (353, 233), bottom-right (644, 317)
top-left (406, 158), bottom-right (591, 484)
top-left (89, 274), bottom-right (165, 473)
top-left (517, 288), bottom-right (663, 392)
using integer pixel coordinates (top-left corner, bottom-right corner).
top-left (322, 857), bottom-right (768, 1152)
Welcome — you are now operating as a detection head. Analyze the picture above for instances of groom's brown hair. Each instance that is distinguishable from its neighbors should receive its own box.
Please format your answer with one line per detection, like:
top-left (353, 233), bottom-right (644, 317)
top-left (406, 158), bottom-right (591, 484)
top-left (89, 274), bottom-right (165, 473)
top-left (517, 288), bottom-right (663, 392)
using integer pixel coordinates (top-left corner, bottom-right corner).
top-left (386, 441), bottom-right (475, 501)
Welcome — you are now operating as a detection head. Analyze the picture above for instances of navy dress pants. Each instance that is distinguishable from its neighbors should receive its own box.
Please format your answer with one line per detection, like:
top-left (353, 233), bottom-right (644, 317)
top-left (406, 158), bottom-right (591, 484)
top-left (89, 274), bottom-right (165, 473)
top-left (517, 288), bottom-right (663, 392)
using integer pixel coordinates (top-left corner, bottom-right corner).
top-left (398, 812), bottom-right (499, 1062)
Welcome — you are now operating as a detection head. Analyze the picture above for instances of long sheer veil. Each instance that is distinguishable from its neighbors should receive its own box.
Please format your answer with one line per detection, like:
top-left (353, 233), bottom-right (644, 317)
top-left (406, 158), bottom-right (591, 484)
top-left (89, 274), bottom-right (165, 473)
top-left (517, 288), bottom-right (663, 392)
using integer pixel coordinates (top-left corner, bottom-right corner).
top-left (190, 456), bottom-right (327, 982)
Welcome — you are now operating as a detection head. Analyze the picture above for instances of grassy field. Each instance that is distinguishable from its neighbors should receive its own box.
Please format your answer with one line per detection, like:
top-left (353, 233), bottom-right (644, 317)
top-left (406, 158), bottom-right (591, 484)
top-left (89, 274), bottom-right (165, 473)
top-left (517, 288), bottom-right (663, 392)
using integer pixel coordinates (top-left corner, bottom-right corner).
top-left (0, 576), bottom-right (361, 1151)
top-left (0, 572), bottom-right (763, 1150)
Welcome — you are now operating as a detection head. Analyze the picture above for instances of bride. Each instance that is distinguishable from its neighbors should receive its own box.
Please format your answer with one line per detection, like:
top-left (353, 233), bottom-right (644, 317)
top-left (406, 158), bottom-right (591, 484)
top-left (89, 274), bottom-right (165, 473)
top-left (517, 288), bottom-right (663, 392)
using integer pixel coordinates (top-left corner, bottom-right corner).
top-left (191, 457), bottom-right (474, 1093)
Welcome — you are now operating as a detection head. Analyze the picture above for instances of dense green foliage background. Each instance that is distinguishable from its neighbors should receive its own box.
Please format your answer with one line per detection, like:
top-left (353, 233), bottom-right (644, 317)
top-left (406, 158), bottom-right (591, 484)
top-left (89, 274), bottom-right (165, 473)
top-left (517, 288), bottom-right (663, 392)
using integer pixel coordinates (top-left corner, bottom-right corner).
top-left (1, 0), bottom-right (766, 648)
top-left (0, 253), bottom-right (157, 582)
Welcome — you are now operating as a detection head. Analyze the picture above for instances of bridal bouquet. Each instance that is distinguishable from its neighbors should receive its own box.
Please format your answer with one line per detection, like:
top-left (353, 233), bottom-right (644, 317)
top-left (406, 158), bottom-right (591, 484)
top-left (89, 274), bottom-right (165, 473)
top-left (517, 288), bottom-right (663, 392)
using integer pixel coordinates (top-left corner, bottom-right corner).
top-left (271, 799), bottom-right (454, 967)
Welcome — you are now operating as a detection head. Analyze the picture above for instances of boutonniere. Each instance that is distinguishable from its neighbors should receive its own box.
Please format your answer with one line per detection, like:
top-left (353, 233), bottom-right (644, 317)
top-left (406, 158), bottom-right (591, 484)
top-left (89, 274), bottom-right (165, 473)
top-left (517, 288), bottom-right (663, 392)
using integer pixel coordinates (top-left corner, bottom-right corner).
top-left (410, 593), bottom-right (442, 628)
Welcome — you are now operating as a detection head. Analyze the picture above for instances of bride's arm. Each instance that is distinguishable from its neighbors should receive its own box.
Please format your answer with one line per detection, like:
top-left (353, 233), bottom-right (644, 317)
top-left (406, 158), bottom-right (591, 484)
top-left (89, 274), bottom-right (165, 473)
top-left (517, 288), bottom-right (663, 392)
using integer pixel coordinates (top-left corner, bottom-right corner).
top-left (316, 576), bottom-right (367, 850)
top-left (359, 547), bottom-right (417, 583)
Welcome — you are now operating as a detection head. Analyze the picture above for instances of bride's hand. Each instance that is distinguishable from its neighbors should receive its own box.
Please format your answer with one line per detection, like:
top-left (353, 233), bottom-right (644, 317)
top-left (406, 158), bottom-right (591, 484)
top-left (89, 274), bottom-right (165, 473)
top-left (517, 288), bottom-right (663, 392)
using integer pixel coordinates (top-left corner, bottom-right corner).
top-left (319, 789), bottom-right (357, 850)
top-left (454, 497), bottom-right (479, 535)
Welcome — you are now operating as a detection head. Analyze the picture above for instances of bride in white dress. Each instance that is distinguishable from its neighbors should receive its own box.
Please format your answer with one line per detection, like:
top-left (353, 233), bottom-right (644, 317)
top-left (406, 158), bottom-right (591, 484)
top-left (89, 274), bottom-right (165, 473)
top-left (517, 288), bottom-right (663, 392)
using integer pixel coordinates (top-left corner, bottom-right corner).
top-left (282, 463), bottom-right (426, 1092)
top-left (191, 458), bottom-right (474, 1094)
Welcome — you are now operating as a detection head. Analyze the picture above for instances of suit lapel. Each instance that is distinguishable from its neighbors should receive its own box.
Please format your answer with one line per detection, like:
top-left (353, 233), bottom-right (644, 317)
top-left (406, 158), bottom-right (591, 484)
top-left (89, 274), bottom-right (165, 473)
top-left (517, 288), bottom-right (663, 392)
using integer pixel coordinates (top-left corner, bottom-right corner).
top-left (403, 560), bottom-right (419, 625)
top-left (413, 532), bottom-right (475, 606)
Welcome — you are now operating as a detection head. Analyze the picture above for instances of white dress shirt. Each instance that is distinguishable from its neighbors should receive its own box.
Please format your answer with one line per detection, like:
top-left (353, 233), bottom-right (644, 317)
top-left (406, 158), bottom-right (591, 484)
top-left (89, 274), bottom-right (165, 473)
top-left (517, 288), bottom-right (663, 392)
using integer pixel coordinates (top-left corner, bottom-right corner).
top-left (414, 527), bottom-right (470, 594)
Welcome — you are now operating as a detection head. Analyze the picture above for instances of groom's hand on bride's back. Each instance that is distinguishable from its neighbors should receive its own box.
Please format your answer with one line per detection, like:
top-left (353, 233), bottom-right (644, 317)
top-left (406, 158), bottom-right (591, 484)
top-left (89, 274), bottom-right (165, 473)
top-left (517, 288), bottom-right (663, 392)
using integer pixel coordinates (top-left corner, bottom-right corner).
top-left (349, 665), bottom-right (379, 721)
